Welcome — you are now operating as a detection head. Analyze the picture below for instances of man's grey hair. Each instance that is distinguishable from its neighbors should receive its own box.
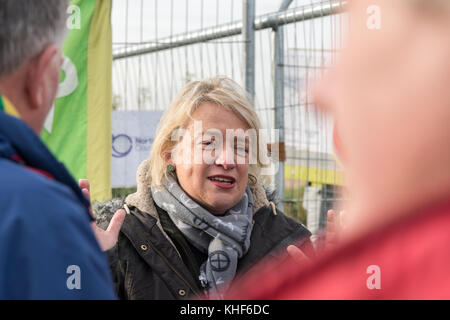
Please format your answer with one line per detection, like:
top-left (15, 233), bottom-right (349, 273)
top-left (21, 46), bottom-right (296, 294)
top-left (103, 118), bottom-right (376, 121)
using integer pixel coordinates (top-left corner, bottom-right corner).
top-left (0, 0), bottom-right (69, 78)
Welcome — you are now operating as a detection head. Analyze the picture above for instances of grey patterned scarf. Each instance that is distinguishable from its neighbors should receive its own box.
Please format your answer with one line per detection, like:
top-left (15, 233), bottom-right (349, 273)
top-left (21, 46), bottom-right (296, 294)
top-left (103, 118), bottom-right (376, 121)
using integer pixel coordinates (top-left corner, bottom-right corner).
top-left (151, 175), bottom-right (254, 299)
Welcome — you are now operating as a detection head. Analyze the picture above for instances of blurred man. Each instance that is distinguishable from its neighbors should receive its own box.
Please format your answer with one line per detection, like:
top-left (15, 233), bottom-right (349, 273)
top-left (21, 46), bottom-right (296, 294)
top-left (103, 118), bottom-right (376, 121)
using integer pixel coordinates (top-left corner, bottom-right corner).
top-left (227, 0), bottom-right (450, 299)
top-left (0, 0), bottom-right (123, 299)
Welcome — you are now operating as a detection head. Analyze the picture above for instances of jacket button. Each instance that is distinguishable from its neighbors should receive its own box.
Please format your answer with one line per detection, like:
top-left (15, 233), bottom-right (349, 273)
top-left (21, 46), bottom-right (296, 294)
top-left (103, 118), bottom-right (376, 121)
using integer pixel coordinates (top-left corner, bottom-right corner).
top-left (178, 289), bottom-right (186, 297)
top-left (140, 244), bottom-right (148, 251)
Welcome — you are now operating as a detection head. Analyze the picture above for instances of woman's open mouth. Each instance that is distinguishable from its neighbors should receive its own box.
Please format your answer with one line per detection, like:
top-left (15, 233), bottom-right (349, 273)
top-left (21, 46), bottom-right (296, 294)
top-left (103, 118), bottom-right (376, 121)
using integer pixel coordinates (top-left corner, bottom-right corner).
top-left (207, 175), bottom-right (236, 189)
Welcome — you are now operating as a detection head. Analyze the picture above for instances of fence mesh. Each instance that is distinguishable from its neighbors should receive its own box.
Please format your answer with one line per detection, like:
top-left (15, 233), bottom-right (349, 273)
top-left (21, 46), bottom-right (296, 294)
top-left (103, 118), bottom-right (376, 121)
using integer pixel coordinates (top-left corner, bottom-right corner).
top-left (111, 0), bottom-right (348, 239)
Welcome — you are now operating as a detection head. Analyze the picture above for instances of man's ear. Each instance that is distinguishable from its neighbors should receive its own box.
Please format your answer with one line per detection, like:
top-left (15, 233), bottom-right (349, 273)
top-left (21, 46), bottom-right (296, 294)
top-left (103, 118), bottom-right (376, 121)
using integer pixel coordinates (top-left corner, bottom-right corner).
top-left (25, 45), bottom-right (60, 111)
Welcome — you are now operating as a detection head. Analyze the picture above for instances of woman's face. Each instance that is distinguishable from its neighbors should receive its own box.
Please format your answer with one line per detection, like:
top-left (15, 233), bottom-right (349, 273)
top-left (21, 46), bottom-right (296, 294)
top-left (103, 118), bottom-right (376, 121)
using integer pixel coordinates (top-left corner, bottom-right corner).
top-left (172, 103), bottom-right (251, 215)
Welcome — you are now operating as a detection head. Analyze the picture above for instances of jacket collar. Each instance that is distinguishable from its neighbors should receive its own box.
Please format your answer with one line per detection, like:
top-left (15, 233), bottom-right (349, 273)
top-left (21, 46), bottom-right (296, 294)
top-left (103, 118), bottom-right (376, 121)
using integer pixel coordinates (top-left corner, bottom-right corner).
top-left (0, 110), bottom-right (92, 219)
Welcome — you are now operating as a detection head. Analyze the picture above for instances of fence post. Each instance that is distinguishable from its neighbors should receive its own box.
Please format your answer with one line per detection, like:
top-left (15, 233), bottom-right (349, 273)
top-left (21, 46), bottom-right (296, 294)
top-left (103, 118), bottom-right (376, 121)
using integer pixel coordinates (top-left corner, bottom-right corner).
top-left (242, 0), bottom-right (255, 99)
top-left (273, 0), bottom-right (292, 213)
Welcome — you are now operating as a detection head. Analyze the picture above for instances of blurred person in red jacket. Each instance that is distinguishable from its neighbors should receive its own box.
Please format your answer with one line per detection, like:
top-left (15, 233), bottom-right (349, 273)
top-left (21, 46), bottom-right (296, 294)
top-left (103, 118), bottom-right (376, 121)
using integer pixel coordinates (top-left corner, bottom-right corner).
top-left (227, 0), bottom-right (450, 299)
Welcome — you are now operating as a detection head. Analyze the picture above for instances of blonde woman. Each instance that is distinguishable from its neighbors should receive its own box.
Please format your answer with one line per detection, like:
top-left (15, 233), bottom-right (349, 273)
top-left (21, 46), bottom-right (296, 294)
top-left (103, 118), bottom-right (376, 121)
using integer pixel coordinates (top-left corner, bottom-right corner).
top-left (96, 77), bottom-right (314, 300)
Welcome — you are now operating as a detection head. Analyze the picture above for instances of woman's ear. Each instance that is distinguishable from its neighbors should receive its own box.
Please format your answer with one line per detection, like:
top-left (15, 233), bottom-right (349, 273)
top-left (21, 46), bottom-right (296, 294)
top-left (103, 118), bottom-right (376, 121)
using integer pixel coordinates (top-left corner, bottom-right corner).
top-left (163, 151), bottom-right (171, 164)
top-left (164, 150), bottom-right (176, 168)
top-left (163, 152), bottom-right (177, 174)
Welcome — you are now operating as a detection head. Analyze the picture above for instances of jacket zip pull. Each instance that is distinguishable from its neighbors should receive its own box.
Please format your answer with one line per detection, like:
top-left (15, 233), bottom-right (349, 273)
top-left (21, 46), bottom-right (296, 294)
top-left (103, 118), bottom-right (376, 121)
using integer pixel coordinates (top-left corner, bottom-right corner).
top-left (123, 204), bottom-right (131, 215)
top-left (270, 201), bottom-right (277, 216)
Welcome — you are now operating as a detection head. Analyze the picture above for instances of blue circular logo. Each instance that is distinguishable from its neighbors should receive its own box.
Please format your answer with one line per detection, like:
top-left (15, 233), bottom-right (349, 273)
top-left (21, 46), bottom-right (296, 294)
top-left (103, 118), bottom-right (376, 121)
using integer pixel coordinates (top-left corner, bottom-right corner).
top-left (112, 134), bottom-right (133, 158)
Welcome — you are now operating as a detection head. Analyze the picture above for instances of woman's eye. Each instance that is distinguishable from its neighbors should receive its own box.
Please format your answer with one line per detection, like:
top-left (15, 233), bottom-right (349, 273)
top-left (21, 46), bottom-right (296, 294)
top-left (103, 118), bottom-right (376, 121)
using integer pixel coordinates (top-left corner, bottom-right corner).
top-left (235, 146), bottom-right (248, 154)
top-left (202, 141), bottom-right (215, 149)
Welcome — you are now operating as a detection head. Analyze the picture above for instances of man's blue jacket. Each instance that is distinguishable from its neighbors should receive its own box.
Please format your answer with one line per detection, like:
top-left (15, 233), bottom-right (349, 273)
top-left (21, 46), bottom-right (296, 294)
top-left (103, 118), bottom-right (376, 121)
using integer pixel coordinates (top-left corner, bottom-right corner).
top-left (0, 111), bottom-right (116, 299)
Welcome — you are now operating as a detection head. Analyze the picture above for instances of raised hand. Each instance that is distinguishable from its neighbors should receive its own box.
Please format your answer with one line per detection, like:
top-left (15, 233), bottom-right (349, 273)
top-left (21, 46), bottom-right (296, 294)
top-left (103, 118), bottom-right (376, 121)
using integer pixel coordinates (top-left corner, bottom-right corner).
top-left (286, 245), bottom-right (311, 265)
top-left (325, 209), bottom-right (349, 251)
top-left (79, 179), bottom-right (126, 251)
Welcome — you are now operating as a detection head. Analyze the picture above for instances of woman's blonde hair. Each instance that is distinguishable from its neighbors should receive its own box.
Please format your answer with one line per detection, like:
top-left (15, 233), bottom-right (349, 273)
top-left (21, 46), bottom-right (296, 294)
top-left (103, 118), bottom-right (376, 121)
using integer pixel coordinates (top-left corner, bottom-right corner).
top-left (149, 77), bottom-right (269, 188)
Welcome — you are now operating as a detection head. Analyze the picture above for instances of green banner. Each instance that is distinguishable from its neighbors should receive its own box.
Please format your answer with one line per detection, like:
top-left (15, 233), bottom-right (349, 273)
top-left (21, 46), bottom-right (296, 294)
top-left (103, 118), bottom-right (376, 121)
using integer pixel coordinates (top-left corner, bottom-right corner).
top-left (42, 0), bottom-right (112, 201)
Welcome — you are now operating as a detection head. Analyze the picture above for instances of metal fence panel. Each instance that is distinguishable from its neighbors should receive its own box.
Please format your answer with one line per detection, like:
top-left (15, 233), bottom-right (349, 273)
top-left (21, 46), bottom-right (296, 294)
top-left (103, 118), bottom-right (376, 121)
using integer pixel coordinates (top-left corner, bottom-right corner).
top-left (111, 0), bottom-right (348, 237)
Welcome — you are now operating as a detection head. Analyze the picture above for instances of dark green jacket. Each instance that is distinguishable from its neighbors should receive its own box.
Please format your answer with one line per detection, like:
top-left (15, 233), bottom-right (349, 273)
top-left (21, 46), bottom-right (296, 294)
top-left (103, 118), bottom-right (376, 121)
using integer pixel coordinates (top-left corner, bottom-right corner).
top-left (96, 195), bottom-right (314, 300)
